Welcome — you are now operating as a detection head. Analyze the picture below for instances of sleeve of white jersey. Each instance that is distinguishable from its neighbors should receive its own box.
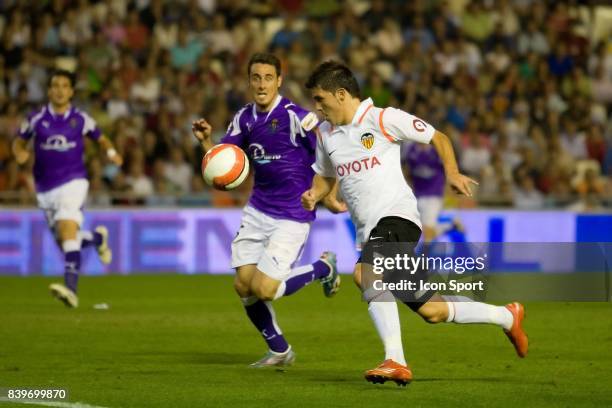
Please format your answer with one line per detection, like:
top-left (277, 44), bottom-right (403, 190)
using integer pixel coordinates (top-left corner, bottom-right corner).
top-left (311, 129), bottom-right (335, 178)
top-left (380, 107), bottom-right (435, 144)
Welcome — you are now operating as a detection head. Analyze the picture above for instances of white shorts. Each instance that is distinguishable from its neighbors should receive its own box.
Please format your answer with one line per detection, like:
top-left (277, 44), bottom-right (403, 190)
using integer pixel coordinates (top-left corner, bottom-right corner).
top-left (36, 178), bottom-right (89, 228)
top-left (417, 196), bottom-right (443, 228)
top-left (231, 205), bottom-right (310, 281)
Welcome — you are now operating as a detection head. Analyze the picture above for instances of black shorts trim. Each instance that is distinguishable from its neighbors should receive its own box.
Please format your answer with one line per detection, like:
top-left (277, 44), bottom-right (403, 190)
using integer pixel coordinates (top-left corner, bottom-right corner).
top-left (357, 216), bottom-right (434, 311)
top-left (357, 216), bottom-right (422, 263)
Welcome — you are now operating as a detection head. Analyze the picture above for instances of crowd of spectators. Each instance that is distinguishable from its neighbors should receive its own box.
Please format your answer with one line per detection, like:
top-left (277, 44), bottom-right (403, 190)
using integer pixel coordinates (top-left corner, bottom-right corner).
top-left (0, 0), bottom-right (610, 210)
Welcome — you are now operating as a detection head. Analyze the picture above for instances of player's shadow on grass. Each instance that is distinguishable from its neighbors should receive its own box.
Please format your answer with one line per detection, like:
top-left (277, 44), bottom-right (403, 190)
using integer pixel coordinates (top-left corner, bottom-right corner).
top-left (414, 377), bottom-right (553, 385)
top-left (126, 351), bottom-right (254, 365)
top-left (191, 352), bottom-right (256, 365)
top-left (301, 371), bottom-right (553, 388)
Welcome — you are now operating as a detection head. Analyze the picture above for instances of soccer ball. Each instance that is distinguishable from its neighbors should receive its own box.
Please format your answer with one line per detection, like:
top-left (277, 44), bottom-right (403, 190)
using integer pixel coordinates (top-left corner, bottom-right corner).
top-left (201, 143), bottom-right (250, 190)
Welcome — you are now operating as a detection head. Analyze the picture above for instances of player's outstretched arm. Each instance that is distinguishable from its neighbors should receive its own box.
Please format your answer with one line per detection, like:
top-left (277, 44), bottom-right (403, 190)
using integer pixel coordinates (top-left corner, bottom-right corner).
top-left (431, 130), bottom-right (478, 197)
top-left (12, 138), bottom-right (30, 165)
top-left (192, 118), bottom-right (214, 153)
top-left (321, 180), bottom-right (348, 213)
top-left (302, 174), bottom-right (336, 211)
top-left (98, 135), bottom-right (123, 166)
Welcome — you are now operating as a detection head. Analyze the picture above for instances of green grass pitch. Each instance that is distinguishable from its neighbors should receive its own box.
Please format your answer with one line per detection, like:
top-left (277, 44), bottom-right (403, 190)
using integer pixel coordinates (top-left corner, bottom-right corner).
top-left (0, 275), bottom-right (611, 407)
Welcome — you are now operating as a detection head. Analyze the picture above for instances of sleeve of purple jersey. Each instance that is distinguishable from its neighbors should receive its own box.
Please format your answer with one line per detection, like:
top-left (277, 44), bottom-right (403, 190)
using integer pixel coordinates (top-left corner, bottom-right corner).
top-left (18, 115), bottom-right (34, 140)
top-left (220, 109), bottom-right (247, 149)
top-left (82, 112), bottom-right (102, 140)
top-left (289, 104), bottom-right (318, 151)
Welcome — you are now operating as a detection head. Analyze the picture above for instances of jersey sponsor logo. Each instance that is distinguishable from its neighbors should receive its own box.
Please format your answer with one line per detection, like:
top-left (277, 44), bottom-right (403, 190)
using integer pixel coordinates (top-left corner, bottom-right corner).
top-left (248, 143), bottom-right (281, 164)
top-left (40, 134), bottom-right (76, 152)
top-left (361, 133), bottom-right (374, 149)
top-left (335, 156), bottom-right (381, 177)
top-left (413, 119), bottom-right (427, 132)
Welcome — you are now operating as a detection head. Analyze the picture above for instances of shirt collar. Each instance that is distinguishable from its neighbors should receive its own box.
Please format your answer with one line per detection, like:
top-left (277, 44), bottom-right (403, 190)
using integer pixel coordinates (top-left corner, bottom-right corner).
top-left (252, 95), bottom-right (282, 122)
top-left (350, 98), bottom-right (374, 125)
top-left (47, 103), bottom-right (72, 119)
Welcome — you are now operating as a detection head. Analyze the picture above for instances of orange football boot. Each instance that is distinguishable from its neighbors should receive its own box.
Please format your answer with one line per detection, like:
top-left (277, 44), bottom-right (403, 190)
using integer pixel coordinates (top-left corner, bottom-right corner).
top-left (504, 302), bottom-right (528, 358)
top-left (364, 359), bottom-right (413, 386)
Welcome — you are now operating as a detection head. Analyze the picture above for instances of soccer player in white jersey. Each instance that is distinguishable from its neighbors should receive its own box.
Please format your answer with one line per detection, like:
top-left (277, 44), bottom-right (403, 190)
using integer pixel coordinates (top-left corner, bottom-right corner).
top-left (301, 61), bottom-right (528, 385)
top-left (12, 69), bottom-right (123, 308)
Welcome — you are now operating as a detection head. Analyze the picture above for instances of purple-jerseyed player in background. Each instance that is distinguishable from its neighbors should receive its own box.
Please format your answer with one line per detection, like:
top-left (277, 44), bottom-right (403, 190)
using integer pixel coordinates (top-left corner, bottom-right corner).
top-left (12, 69), bottom-right (123, 308)
top-left (402, 143), bottom-right (464, 242)
top-left (192, 53), bottom-right (346, 367)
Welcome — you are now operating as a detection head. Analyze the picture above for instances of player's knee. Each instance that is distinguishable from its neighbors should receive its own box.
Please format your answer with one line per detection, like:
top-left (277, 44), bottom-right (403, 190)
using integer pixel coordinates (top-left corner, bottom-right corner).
top-left (418, 302), bottom-right (447, 324)
top-left (252, 284), bottom-right (276, 301)
top-left (423, 312), bottom-right (445, 324)
top-left (233, 276), bottom-right (250, 298)
top-left (56, 222), bottom-right (79, 243)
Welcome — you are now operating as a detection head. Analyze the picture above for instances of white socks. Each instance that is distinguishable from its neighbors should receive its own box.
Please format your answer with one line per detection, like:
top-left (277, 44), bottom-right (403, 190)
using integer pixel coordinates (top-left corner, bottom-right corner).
top-left (368, 301), bottom-right (407, 366)
top-left (445, 296), bottom-right (513, 331)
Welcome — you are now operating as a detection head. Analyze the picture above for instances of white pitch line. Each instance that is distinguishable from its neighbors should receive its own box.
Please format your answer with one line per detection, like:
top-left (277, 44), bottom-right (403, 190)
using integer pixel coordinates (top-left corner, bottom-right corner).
top-left (0, 397), bottom-right (110, 408)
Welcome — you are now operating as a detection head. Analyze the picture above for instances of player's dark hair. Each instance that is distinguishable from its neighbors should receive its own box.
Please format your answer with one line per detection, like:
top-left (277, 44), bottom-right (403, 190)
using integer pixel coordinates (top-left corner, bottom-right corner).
top-left (305, 61), bottom-right (360, 98)
top-left (48, 69), bottom-right (75, 88)
top-left (247, 53), bottom-right (281, 77)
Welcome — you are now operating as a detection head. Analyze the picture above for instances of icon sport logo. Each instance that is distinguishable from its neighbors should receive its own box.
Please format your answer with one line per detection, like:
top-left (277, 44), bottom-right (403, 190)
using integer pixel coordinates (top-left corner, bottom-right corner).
top-left (361, 133), bottom-right (374, 149)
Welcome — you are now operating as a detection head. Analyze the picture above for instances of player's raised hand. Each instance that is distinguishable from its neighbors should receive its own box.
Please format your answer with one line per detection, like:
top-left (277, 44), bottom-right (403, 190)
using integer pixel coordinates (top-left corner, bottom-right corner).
top-left (448, 172), bottom-right (478, 197)
top-left (192, 118), bottom-right (212, 143)
top-left (301, 189), bottom-right (318, 211)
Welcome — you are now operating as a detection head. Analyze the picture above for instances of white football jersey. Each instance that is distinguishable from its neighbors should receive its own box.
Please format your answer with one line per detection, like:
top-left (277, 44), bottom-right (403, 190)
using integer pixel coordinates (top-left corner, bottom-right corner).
top-left (313, 98), bottom-right (436, 246)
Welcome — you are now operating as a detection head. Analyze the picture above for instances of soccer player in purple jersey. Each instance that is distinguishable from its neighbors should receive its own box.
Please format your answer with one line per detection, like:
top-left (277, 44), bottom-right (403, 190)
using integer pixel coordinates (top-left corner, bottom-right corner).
top-left (402, 143), bottom-right (463, 242)
top-left (12, 69), bottom-right (123, 308)
top-left (192, 53), bottom-right (346, 367)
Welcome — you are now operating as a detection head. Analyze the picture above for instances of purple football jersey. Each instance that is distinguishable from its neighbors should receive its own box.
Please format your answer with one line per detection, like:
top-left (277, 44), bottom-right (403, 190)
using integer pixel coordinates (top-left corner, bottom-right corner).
top-left (221, 96), bottom-right (316, 222)
top-left (18, 104), bottom-right (101, 192)
top-left (402, 143), bottom-right (446, 197)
